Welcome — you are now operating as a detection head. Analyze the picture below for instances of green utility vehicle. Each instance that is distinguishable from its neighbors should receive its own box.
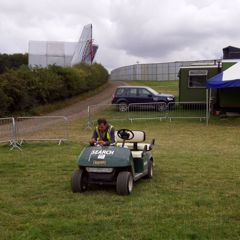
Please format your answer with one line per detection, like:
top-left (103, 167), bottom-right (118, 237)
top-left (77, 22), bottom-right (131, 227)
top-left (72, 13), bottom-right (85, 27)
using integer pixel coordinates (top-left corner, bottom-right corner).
top-left (71, 129), bottom-right (155, 195)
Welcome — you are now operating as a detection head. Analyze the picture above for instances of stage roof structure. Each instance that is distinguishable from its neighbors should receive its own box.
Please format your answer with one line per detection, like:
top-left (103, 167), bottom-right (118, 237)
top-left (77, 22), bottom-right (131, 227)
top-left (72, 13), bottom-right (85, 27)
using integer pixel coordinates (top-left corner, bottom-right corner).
top-left (28, 24), bottom-right (98, 67)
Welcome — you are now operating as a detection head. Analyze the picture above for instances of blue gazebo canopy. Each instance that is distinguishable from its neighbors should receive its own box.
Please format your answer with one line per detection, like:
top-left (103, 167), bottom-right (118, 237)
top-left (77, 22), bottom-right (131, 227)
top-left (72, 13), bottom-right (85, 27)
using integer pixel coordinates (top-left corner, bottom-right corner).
top-left (207, 62), bottom-right (240, 88)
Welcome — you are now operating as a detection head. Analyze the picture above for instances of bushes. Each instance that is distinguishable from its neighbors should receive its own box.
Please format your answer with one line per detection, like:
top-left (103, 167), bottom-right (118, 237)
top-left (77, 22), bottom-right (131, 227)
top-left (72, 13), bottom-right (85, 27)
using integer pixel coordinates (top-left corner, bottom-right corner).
top-left (0, 53), bottom-right (28, 74)
top-left (0, 63), bottom-right (108, 117)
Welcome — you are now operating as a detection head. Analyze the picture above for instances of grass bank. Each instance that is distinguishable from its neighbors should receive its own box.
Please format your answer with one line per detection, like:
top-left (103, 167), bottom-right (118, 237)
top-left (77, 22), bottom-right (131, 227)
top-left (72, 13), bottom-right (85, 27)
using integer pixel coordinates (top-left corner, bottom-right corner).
top-left (123, 80), bottom-right (179, 97)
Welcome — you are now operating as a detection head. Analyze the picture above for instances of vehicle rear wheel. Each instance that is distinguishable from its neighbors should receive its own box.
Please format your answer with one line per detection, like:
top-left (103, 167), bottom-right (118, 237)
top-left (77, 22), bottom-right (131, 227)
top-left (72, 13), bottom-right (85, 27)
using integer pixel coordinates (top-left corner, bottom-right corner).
top-left (146, 160), bottom-right (153, 179)
top-left (71, 169), bottom-right (88, 193)
top-left (118, 102), bottom-right (128, 112)
top-left (116, 171), bottom-right (133, 195)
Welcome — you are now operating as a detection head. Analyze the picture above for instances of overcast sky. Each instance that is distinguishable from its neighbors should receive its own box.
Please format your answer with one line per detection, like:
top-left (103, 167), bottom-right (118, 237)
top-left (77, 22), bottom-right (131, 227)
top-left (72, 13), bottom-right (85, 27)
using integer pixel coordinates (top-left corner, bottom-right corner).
top-left (1, 0), bottom-right (240, 71)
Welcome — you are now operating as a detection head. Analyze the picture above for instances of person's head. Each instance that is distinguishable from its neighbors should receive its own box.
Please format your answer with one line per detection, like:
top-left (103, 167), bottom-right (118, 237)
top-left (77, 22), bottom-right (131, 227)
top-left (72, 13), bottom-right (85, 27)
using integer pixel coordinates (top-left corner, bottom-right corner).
top-left (97, 118), bottom-right (108, 132)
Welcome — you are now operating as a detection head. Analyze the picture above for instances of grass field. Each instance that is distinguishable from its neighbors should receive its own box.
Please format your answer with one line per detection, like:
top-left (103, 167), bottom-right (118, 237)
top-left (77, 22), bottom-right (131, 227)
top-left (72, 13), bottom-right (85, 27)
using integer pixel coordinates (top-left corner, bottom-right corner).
top-left (1, 117), bottom-right (240, 239)
top-left (124, 80), bottom-right (179, 97)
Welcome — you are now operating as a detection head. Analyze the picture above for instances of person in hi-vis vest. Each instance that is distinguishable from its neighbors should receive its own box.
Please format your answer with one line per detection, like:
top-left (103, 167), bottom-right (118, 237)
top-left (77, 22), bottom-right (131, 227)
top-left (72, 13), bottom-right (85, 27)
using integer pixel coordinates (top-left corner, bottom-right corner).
top-left (90, 118), bottom-right (115, 146)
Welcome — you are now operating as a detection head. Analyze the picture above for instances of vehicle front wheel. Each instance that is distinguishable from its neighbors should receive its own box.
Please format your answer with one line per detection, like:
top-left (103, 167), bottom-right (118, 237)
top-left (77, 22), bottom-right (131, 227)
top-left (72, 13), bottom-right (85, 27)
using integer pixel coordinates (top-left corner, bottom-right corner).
top-left (118, 102), bottom-right (128, 112)
top-left (146, 160), bottom-right (153, 179)
top-left (116, 171), bottom-right (133, 195)
top-left (156, 102), bottom-right (167, 112)
top-left (71, 169), bottom-right (88, 193)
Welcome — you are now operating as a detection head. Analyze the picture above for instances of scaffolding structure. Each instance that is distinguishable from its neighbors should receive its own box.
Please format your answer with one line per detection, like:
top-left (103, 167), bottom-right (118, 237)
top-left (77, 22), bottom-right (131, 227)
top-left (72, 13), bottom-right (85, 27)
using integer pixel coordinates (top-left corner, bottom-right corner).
top-left (28, 24), bottom-right (98, 67)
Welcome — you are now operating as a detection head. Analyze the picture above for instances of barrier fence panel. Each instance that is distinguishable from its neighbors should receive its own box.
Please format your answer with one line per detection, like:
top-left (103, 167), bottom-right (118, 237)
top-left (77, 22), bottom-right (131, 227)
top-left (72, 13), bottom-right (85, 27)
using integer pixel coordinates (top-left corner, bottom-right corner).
top-left (88, 102), bottom-right (208, 126)
top-left (0, 117), bottom-right (15, 144)
top-left (88, 104), bottom-right (129, 127)
top-left (15, 116), bottom-right (69, 144)
top-left (167, 102), bottom-right (207, 121)
top-left (128, 102), bottom-right (167, 121)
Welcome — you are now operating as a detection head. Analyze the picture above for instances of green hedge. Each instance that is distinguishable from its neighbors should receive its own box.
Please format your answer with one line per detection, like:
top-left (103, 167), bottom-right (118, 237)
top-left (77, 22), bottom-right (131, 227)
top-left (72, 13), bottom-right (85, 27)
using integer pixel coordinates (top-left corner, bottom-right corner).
top-left (0, 53), bottom-right (28, 74)
top-left (0, 63), bottom-right (108, 117)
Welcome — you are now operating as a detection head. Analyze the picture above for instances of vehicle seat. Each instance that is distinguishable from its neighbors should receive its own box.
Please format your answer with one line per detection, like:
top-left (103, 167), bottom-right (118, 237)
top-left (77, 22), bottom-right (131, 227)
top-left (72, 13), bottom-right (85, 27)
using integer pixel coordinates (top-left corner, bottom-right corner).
top-left (115, 130), bottom-right (153, 158)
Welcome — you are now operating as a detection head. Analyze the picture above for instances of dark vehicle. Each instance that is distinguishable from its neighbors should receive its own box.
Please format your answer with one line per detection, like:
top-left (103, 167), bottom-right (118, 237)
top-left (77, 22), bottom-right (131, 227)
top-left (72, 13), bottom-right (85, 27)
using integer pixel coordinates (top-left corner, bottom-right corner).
top-left (111, 86), bottom-right (175, 112)
top-left (71, 129), bottom-right (155, 195)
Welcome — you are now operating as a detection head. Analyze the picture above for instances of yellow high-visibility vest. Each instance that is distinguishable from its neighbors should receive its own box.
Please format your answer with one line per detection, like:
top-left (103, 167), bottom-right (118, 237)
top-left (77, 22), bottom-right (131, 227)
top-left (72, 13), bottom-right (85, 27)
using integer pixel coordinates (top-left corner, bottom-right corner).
top-left (96, 125), bottom-right (113, 141)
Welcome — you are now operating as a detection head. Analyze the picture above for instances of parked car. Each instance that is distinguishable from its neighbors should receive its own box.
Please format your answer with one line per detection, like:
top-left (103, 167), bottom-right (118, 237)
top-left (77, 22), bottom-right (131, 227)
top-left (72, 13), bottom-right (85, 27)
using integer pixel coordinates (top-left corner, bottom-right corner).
top-left (111, 86), bottom-right (175, 112)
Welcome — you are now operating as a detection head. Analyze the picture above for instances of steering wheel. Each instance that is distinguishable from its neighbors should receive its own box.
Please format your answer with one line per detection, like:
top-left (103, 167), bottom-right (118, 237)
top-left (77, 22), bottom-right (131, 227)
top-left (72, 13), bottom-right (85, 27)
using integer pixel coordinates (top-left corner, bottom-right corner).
top-left (117, 129), bottom-right (134, 141)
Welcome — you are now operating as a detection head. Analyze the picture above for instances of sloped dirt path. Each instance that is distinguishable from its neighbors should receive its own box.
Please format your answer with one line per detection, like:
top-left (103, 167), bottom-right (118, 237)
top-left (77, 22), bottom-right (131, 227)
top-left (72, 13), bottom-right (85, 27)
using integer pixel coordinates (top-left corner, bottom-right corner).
top-left (1, 81), bottom-right (127, 143)
top-left (47, 81), bottom-right (125, 121)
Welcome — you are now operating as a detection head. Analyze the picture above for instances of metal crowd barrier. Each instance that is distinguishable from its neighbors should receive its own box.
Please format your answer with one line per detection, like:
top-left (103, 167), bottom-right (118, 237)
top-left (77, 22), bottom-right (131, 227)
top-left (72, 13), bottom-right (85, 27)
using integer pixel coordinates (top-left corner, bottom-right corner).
top-left (87, 101), bottom-right (208, 127)
top-left (15, 116), bottom-right (69, 145)
top-left (0, 117), bottom-right (20, 150)
top-left (0, 117), bottom-right (15, 144)
top-left (0, 116), bottom-right (68, 149)
top-left (128, 102), bottom-right (167, 121)
top-left (167, 102), bottom-right (207, 121)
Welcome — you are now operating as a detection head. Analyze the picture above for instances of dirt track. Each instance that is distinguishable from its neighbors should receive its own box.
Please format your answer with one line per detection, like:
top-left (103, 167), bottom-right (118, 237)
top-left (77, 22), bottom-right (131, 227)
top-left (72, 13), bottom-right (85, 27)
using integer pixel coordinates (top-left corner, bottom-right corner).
top-left (46, 80), bottom-right (125, 122)
top-left (0, 81), bottom-right (127, 142)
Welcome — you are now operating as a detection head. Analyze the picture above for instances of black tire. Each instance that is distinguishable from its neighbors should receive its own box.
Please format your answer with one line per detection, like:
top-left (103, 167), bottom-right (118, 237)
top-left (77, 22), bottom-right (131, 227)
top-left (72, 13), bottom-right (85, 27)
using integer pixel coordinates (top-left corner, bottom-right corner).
top-left (146, 160), bottom-right (153, 179)
top-left (156, 102), bottom-right (167, 112)
top-left (116, 171), bottom-right (133, 195)
top-left (71, 169), bottom-right (88, 193)
top-left (118, 102), bottom-right (128, 112)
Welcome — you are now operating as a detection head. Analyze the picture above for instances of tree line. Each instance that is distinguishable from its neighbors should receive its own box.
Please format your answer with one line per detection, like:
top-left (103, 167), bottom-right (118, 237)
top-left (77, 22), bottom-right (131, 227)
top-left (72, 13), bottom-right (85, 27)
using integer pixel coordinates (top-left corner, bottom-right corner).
top-left (0, 54), bottom-right (109, 117)
top-left (0, 53), bottom-right (28, 74)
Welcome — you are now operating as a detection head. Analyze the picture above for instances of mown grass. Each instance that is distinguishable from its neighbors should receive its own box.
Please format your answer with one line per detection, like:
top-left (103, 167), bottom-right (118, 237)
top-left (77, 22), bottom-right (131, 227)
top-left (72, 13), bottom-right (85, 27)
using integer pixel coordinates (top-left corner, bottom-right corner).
top-left (125, 80), bottom-right (178, 87)
top-left (1, 118), bottom-right (240, 239)
top-left (123, 80), bottom-right (179, 97)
